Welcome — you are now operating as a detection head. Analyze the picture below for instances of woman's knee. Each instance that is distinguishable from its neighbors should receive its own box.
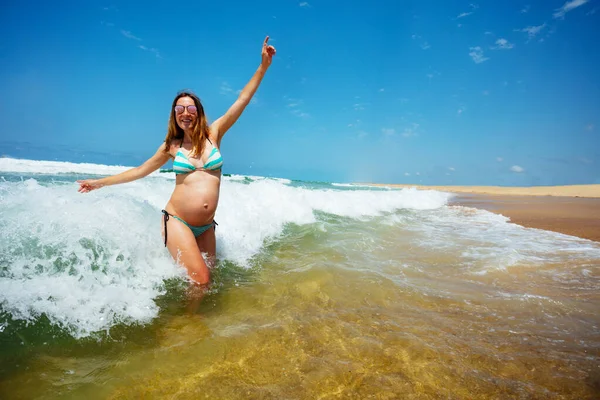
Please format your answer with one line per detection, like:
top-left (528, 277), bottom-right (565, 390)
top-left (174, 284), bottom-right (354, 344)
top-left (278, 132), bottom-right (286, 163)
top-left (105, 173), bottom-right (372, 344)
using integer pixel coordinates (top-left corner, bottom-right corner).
top-left (187, 261), bottom-right (210, 285)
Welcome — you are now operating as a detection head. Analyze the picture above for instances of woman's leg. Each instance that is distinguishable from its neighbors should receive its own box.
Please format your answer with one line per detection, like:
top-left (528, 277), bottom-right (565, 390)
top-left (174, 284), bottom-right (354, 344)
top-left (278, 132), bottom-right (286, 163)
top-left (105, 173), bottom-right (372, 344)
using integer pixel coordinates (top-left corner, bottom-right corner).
top-left (161, 215), bottom-right (211, 285)
top-left (195, 224), bottom-right (217, 268)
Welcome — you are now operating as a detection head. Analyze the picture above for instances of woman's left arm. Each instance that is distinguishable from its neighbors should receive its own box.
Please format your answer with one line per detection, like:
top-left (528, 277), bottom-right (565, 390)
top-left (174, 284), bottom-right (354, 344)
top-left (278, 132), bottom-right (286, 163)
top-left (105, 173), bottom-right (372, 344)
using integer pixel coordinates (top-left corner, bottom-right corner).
top-left (211, 36), bottom-right (276, 143)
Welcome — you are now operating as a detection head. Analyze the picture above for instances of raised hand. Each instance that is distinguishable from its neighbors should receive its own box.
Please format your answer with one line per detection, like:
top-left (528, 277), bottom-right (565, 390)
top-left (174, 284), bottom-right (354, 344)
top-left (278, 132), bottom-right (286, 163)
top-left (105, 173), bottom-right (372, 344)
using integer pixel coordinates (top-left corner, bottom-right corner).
top-left (261, 36), bottom-right (276, 68)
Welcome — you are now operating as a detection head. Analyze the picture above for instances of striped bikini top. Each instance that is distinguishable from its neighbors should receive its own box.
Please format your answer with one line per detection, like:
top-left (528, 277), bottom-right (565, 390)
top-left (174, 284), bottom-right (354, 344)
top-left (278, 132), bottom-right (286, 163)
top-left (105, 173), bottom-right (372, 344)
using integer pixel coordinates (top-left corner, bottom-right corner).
top-left (173, 139), bottom-right (223, 175)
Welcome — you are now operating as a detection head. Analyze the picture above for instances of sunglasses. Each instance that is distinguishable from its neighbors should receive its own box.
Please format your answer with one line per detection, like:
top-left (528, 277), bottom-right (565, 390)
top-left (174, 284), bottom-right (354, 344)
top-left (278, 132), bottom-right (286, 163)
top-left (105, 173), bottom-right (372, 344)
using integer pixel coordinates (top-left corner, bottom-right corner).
top-left (174, 105), bottom-right (198, 114)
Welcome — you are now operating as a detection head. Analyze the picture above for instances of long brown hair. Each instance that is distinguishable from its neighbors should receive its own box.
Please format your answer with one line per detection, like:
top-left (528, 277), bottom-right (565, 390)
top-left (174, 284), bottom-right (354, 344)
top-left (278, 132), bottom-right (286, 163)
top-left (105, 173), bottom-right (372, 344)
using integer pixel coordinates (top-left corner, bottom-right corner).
top-left (163, 91), bottom-right (210, 157)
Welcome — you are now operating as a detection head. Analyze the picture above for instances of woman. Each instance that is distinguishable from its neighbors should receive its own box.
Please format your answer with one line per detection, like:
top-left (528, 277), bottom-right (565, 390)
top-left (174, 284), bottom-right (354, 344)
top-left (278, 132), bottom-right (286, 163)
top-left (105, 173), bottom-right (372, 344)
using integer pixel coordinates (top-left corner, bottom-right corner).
top-left (77, 36), bottom-right (276, 285)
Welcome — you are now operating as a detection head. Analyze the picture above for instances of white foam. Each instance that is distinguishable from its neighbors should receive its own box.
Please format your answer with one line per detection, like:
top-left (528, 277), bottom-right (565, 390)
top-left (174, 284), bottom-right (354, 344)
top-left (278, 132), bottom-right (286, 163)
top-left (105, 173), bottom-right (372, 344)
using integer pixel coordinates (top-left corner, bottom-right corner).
top-left (388, 205), bottom-right (600, 274)
top-left (332, 182), bottom-right (390, 189)
top-left (216, 181), bottom-right (451, 264)
top-left (0, 174), bottom-right (453, 337)
top-left (225, 174), bottom-right (251, 182)
top-left (0, 178), bottom-right (182, 338)
top-left (0, 157), bottom-right (165, 177)
top-left (223, 173), bottom-right (291, 184)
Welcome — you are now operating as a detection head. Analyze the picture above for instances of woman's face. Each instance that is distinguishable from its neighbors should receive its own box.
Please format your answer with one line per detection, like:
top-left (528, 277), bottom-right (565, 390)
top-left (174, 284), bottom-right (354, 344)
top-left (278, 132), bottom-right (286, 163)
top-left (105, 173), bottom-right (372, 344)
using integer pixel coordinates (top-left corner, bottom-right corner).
top-left (174, 96), bottom-right (198, 131)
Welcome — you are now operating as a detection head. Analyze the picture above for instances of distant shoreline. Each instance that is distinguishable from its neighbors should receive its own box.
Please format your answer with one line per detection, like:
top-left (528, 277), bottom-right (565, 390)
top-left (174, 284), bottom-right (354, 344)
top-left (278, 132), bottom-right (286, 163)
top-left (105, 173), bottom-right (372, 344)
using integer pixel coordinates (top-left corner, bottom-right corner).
top-left (359, 183), bottom-right (600, 241)
top-left (361, 183), bottom-right (600, 198)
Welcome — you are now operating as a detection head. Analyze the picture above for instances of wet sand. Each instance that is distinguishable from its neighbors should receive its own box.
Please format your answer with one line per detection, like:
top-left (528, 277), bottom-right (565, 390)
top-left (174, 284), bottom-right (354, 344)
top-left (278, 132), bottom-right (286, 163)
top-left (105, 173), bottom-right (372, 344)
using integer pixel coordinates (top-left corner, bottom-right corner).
top-left (369, 183), bottom-right (600, 242)
top-left (368, 184), bottom-right (600, 198)
top-left (365, 184), bottom-right (600, 242)
top-left (450, 194), bottom-right (600, 243)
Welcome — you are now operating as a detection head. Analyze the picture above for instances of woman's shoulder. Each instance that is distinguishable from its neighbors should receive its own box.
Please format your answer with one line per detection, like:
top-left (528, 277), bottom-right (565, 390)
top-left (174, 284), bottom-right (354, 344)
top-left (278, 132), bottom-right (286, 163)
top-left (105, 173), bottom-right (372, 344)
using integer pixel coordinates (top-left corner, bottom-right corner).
top-left (163, 139), bottom-right (183, 158)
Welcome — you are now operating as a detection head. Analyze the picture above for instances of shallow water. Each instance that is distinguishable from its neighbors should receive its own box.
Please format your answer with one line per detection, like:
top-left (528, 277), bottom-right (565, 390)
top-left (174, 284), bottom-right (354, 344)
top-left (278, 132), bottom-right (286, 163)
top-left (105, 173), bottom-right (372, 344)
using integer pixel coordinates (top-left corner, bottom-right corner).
top-left (1, 160), bottom-right (599, 399)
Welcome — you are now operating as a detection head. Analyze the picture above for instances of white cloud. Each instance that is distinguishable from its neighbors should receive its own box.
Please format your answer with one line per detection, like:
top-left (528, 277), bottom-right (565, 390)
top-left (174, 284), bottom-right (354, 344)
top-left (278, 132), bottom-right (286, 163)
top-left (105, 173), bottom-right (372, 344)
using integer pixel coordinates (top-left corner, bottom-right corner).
top-left (284, 97), bottom-right (307, 116)
top-left (469, 46), bottom-right (489, 63)
top-left (138, 45), bottom-right (161, 58)
top-left (358, 131), bottom-right (369, 138)
top-left (448, 167), bottom-right (455, 171)
top-left (353, 103), bottom-right (368, 111)
top-left (299, 2), bottom-right (310, 7)
top-left (285, 97), bottom-right (302, 107)
top-left (382, 128), bottom-right (396, 136)
top-left (411, 34), bottom-right (430, 50)
top-left (404, 172), bottom-right (410, 176)
top-left (118, 29), bottom-right (162, 58)
top-left (510, 165), bottom-right (525, 173)
top-left (120, 30), bottom-right (142, 41)
top-left (221, 82), bottom-right (257, 103)
top-left (456, 4), bottom-right (477, 19)
top-left (457, 106), bottom-right (466, 115)
top-left (291, 109), bottom-right (310, 118)
top-left (585, 123), bottom-right (595, 131)
top-left (497, 157), bottom-right (503, 162)
top-left (553, 0), bottom-right (589, 19)
top-left (415, 172), bottom-right (421, 176)
top-left (220, 82), bottom-right (235, 95)
top-left (492, 38), bottom-right (514, 50)
top-left (379, 88), bottom-right (385, 92)
top-left (521, 5), bottom-right (530, 13)
top-left (514, 23), bottom-right (546, 41)
top-left (402, 123), bottom-right (420, 137)
top-left (484, 31), bottom-right (494, 35)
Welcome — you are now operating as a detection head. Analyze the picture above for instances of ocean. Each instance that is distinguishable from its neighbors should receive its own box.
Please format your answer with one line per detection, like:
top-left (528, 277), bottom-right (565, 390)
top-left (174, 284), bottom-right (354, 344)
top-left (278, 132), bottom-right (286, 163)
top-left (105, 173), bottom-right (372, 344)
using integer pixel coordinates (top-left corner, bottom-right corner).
top-left (1, 158), bottom-right (599, 399)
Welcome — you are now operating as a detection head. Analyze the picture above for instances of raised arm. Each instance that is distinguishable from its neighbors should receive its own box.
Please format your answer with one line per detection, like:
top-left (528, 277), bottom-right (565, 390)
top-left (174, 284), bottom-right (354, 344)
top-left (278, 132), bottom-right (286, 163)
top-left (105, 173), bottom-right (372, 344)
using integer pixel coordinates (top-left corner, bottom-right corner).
top-left (77, 143), bottom-right (171, 193)
top-left (211, 36), bottom-right (276, 144)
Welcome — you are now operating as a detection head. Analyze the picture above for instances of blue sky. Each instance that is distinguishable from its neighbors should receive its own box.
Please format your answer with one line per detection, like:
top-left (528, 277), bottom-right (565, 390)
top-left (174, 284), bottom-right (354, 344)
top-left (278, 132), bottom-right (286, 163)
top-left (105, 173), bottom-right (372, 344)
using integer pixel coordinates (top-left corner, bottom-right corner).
top-left (0, 0), bottom-right (598, 185)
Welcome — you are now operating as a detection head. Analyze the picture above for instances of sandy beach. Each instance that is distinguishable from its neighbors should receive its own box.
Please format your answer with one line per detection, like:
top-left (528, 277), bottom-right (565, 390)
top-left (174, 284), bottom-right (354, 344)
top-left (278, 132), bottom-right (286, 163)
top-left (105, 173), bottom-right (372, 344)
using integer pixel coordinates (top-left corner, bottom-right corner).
top-left (369, 183), bottom-right (600, 198)
top-left (450, 194), bottom-right (600, 242)
top-left (371, 184), bottom-right (600, 242)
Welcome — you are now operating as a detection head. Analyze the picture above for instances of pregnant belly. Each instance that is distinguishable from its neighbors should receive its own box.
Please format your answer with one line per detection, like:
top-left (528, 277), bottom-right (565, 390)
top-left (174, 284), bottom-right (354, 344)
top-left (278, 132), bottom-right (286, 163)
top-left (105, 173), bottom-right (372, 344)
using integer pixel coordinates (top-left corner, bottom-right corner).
top-left (167, 185), bottom-right (220, 225)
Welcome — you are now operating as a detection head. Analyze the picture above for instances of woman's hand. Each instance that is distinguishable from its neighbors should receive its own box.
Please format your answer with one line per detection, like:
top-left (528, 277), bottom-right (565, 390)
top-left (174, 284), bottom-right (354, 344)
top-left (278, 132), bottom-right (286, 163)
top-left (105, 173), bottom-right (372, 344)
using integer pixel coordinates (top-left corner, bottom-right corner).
top-left (261, 36), bottom-right (276, 68)
top-left (77, 179), bottom-right (104, 193)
